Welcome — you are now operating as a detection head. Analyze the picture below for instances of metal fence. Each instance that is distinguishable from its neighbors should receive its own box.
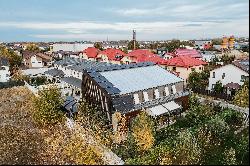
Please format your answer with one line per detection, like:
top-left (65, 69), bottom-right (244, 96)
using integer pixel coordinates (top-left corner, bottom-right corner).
top-left (192, 88), bottom-right (234, 101)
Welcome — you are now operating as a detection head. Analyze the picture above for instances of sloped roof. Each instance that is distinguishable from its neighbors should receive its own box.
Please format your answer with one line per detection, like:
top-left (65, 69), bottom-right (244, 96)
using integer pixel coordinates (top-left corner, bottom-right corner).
top-left (100, 65), bottom-right (183, 95)
top-left (83, 47), bottom-right (100, 58)
top-left (98, 48), bottom-right (126, 61)
top-left (126, 49), bottom-right (167, 64)
top-left (44, 68), bottom-right (65, 77)
top-left (224, 82), bottom-right (241, 89)
top-left (174, 48), bottom-right (202, 58)
top-left (164, 56), bottom-right (207, 68)
top-left (61, 76), bottom-right (82, 89)
top-left (232, 59), bottom-right (249, 73)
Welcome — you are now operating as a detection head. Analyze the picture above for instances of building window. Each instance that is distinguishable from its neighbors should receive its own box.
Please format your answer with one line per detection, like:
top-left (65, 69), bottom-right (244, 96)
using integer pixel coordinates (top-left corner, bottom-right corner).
top-left (212, 84), bottom-right (215, 89)
top-left (199, 67), bottom-right (202, 70)
top-left (154, 89), bottom-right (160, 99)
top-left (133, 93), bottom-right (140, 104)
top-left (173, 67), bottom-right (176, 71)
top-left (170, 87), bottom-right (173, 94)
top-left (143, 91), bottom-right (149, 102)
top-left (191, 68), bottom-right (195, 71)
top-left (212, 72), bottom-right (215, 78)
top-left (164, 87), bottom-right (169, 96)
top-left (222, 73), bottom-right (225, 79)
top-left (172, 85), bottom-right (177, 94)
top-left (241, 75), bottom-right (247, 82)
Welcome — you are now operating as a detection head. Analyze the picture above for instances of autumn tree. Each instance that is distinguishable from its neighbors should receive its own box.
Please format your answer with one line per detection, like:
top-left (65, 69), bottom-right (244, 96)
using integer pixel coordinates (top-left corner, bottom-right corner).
top-left (33, 85), bottom-right (65, 126)
top-left (131, 111), bottom-right (155, 153)
top-left (233, 84), bottom-right (249, 107)
top-left (26, 43), bottom-right (40, 52)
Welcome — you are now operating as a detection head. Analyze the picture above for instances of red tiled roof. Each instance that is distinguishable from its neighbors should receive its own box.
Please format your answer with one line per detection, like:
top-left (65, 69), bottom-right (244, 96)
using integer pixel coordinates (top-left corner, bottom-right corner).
top-left (83, 47), bottom-right (100, 58)
top-left (98, 48), bottom-right (126, 61)
top-left (174, 48), bottom-right (202, 58)
top-left (164, 56), bottom-right (207, 68)
top-left (126, 49), bottom-right (167, 65)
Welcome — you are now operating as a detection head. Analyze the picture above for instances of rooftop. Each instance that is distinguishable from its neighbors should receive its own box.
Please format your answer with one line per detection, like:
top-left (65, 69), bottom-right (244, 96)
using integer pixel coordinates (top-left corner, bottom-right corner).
top-left (100, 65), bottom-right (183, 95)
top-left (164, 56), bottom-right (207, 68)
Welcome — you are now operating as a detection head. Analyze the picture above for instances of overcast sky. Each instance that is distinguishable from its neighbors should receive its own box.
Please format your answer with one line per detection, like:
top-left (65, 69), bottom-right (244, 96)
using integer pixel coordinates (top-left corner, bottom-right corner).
top-left (0, 0), bottom-right (249, 42)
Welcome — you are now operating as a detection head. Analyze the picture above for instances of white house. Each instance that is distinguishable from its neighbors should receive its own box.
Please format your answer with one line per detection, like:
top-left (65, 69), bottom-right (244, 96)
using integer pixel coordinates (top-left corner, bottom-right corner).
top-left (208, 59), bottom-right (249, 94)
top-left (52, 43), bottom-right (94, 52)
top-left (0, 66), bottom-right (10, 82)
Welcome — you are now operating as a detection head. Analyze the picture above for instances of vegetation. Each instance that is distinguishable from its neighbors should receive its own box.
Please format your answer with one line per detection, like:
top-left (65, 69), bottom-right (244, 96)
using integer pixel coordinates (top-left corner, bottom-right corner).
top-left (115, 95), bottom-right (248, 165)
top-left (26, 43), bottom-right (40, 52)
top-left (94, 42), bottom-right (103, 50)
top-left (0, 86), bottom-right (105, 165)
top-left (233, 84), bottom-right (249, 108)
top-left (213, 81), bottom-right (224, 93)
top-left (0, 45), bottom-right (22, 73)
top-left (187, 69), bottom-right (210, 90)
top-left (212, 38), bottom-right (222, 45)
top-left (127, 40), bottom-right (140, 50)
top-left (33, 85), bottom-right (65, 126)
top-left (158, 40), bottom-right (194, 52)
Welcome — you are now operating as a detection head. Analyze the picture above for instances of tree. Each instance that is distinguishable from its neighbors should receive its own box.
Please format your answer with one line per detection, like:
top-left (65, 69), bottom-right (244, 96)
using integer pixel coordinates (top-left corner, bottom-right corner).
top-left (212, 38), bottom-right (222, 45)
top-left (131, 111), bottom-right (155, 153)
top-left (127, 40), bottom-right (140, 50)
top-left (26, 44), bottom-right (40, 52)
top-left (220, 54), bottom-right (235, 65)
top-left (94, 42), bottom-right (103, 50)
top-left (33, 85), bottom-right (64, 126)
top-left (223, 147), bottom-right (237, 165)
top-left (187, 71), bottom-right (201, 90)
top-left (213, 81), bottom-right (224, 93)
top-left (233, 84), bottom-right (249, 108)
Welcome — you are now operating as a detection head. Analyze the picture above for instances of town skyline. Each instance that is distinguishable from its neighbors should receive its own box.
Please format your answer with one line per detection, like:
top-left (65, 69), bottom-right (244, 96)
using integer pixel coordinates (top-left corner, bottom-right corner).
top-left (0, 0), bottom-right (249, 42)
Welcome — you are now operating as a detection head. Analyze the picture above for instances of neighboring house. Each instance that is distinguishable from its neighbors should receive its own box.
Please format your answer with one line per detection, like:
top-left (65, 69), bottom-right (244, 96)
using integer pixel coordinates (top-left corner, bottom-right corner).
top-left (164, 56), bottom-right (208, 85)
top-left (120, 49), bottom-right (167, 67)
top-left (97, 48), bottom-right (126, 64)
top-left (79, 47), bottom-right (100, 61)
top-left (22, 51), bottom-right (52, 68)
top-left (194, 40), bottom-right (212, 50)
top-left (162, 52), bottom-right (174, 60)
top-left (157, 47), bottom-right (168, 55)
top-left (173, 48), bottom-right (203, 59)
top-left (0, 57), bottom-right (10, 82)
top-left (82, 62), bottom-right (189, 128)
top-left (200, 51), bottom-right (216, 62)
top-left (208, 59), bottom-right (249, 95)
top-left (22, 67), bottom-right (51, 78)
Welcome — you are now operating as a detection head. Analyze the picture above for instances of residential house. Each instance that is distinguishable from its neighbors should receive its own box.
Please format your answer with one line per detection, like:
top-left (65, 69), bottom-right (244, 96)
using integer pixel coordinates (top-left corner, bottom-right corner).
top-left (97, 48), bottom-right (126, 64)
top-left (22, 51), bottom-right (52, 68)
top-left (164, 56), bottom-right (208, 85)
top-left (173, 48), bottom-right (202, 59)
top-left (81, 62), bottom-right (189, 128)
top-left (52, 43), bottom-right (94, 52)
top-left (194, 40), bottom-right (213, 50)
top-left (79, 47), bottom-right (100, 61)
top-left (208, 59), bottom-right (249, 95)
top-left (200, 51), bottom-right (216, 62)
top-left (120, 49), bottom-right (167, 68)
top-left (0, 57), bottom-right (10, 82)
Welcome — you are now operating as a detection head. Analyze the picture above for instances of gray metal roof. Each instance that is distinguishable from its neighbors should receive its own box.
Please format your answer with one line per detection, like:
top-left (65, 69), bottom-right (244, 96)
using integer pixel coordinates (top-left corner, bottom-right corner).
top-left (61, 76), bottom-right (82, 89)
top-left (100, 65), bottom-right (183, 95)
top-left (44, 68), bottom-right (65, 77)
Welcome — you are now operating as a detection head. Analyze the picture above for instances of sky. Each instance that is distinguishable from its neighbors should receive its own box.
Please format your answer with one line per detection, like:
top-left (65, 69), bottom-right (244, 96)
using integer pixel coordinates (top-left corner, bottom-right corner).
top-left (0, 0), bottom-right (249, 42)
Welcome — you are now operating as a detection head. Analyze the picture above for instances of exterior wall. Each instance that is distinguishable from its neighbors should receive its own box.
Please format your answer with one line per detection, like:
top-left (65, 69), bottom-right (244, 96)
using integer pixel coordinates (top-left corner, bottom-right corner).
top-left (97, 54), bottom-right (109, 62)
top-left (52, 43), bottom-right (94, 52)
top-left (0, 66), bottom-right (10, 82)
top-left (79, 52), bottom-right (89, 60)
top-left (167, 65), bottom-right (204, 86)
top-left (30, 55), bottom-right (43, 68)
top-left (208, 64), bottom-right (249, 90)
top-left (120, 56), bottom-right (134, 64)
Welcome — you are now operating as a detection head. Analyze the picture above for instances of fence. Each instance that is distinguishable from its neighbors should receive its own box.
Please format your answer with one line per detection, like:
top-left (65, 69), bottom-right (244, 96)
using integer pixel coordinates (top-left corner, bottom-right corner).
top-left (192, 88), bottom-right (233, 101)
top-left (0, 80), bottom-right (25, 89)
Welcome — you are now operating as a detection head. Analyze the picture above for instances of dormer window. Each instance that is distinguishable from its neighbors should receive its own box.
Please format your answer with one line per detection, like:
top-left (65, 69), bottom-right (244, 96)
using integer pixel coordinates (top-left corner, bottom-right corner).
top-left (143, 91), bottom-right (149, 102)
top-left (164, 87), bottom-right (169, 96)
top-left (154, 89), bottom-right (160, 99)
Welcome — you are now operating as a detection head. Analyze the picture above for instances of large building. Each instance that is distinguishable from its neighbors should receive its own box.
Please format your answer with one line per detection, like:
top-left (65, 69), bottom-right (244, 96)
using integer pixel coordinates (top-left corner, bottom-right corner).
top-left (51, 43), bottom-right (94, 52)
top-left (81, 62), bottom-right (189, 127)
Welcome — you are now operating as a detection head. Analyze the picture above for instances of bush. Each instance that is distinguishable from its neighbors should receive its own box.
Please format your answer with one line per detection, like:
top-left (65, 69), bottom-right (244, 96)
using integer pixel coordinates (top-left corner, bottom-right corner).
top-left (33, 86), bottom-right (64, 126)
